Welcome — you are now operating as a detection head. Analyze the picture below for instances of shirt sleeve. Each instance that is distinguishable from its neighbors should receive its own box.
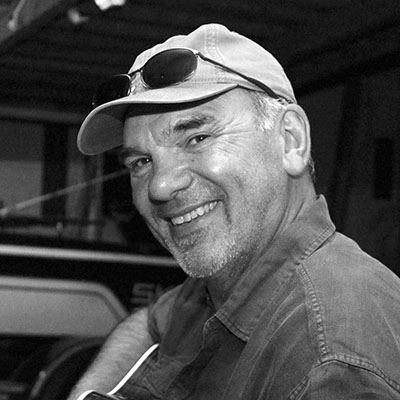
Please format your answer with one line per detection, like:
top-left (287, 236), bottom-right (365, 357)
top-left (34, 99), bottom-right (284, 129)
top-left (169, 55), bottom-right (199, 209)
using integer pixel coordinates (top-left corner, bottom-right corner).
top-left (297, 360), bottom-right (400, 399)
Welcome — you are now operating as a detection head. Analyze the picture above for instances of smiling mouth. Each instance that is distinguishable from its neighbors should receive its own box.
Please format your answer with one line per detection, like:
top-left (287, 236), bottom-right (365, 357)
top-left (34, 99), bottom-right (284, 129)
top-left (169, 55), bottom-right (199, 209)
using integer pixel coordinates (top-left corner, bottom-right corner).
top-left (171, 201), bottom-right (218, 226)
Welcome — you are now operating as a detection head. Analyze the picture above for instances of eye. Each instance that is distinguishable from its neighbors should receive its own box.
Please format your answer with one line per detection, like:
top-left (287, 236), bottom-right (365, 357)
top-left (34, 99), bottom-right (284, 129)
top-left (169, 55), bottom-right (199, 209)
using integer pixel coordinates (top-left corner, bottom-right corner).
top-left (124, 156), bottom-right (152, 176)
top-left (188, 134), bottom-right (210, 146)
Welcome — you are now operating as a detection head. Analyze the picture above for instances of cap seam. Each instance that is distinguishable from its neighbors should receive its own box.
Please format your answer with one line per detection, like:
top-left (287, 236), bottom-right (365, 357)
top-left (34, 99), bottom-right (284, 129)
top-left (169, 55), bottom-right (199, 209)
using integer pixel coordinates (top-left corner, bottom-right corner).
top-left (207, 23), bottom-right (226, 83)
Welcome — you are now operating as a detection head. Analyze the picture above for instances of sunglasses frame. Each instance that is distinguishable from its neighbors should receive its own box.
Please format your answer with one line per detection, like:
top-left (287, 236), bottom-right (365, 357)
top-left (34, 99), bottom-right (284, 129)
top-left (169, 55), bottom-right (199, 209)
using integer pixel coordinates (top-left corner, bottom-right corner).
top-left (92, 47), bottom-right (286, 109)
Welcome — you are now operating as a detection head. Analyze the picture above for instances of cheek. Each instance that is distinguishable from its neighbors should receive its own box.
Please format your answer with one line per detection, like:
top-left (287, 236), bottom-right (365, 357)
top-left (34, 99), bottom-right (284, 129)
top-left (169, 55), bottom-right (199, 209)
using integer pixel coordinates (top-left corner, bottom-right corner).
top-left (130, 179), bottom-right (150, 217)
top-left (131, 184), bottom-right (166, 244)
top-left (200, 145), bottom-right (244, 178)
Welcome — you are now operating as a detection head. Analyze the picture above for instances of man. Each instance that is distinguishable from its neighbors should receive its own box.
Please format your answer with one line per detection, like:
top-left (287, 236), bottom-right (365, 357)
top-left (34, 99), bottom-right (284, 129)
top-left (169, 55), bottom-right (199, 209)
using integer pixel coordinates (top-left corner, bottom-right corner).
top-left (70, 24), bottom-right (400, 399)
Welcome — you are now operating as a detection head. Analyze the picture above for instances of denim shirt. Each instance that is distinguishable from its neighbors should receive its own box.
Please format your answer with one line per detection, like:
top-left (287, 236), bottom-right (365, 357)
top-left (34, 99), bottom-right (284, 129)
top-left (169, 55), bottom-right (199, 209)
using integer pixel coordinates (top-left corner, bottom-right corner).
top-left (123, 196), bottom-right (400, 399)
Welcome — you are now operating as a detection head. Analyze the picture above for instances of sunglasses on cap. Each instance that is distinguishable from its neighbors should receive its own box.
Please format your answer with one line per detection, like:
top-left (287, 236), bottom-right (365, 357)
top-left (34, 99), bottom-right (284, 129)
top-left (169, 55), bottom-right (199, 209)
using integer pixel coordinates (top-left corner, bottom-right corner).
top-left (92, 48), bottom-right (286, 109)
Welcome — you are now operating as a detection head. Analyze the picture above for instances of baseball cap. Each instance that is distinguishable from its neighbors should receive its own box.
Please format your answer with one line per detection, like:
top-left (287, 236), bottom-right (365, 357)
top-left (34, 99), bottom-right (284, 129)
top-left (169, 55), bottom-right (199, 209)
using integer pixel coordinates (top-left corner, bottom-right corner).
top-left (77, 23), bottom-right (296, 155)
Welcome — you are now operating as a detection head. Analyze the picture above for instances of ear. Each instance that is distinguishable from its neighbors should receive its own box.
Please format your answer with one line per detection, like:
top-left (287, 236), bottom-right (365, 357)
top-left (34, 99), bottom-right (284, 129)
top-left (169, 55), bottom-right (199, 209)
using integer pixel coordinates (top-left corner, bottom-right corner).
top-left (278, 104), bottom-right (311, 177)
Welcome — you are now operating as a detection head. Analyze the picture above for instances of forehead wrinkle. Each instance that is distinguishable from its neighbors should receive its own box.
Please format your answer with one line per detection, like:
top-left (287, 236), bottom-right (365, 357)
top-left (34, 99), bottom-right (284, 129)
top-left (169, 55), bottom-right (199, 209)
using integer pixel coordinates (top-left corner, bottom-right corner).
top-left (145, 113), bottom-right (215, 147)
top-left (156, 113), bottom-right (216, 143)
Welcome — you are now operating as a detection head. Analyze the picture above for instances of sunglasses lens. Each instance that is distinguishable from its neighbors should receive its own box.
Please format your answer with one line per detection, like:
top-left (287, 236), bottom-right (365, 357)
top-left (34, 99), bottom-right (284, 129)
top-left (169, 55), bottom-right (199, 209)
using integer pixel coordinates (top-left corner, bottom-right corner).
top-left (92, 74), bottom-right (131, 108)
top-left (142, 49), bottom-right (197, 88)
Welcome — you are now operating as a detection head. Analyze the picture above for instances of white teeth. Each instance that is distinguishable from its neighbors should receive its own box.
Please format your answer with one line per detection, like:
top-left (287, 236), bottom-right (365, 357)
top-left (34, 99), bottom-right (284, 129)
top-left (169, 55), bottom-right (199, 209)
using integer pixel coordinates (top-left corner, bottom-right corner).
top-left (190, 210), bottom-right (198, 219)
top-left (171, 201), bottom-right (218, 226)
top-left (174, 216), bottom-right (184, 225)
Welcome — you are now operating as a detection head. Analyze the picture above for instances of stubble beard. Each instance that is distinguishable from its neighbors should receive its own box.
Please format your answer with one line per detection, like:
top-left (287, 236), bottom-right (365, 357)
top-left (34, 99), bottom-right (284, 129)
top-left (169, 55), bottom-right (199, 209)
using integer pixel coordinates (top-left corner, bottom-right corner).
top-left (165, 224), bottom-right (253, 279)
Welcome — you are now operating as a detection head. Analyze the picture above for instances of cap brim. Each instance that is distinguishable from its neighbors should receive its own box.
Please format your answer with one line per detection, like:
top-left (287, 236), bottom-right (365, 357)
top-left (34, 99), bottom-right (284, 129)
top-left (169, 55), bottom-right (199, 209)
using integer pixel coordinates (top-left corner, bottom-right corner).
top-left (78, 83), bottom-right (238, 155)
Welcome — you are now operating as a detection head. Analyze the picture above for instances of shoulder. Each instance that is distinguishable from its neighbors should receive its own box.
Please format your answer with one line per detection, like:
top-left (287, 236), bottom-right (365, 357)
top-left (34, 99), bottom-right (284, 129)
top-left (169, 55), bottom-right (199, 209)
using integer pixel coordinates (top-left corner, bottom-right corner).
top-left (299, 231), bottom-right (400, 390)
top-left (301, 231), bottom-right (400, 311)
top-left (301, 231), bottom-right (400, 317)
top-left (293, 359), bottom-right (400, 399)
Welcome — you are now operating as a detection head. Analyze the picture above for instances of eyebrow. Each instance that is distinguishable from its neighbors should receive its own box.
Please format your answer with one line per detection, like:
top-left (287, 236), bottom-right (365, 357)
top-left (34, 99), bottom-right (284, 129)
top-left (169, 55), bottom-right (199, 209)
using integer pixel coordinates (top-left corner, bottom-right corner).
top-left (171, 114), bottom-right (215, 135)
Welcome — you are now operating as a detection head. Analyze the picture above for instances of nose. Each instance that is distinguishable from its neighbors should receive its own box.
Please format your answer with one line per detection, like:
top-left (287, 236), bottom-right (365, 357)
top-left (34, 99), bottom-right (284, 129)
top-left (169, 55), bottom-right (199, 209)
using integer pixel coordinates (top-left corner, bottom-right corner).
top-left (148, 153), bottom-right (193, 202)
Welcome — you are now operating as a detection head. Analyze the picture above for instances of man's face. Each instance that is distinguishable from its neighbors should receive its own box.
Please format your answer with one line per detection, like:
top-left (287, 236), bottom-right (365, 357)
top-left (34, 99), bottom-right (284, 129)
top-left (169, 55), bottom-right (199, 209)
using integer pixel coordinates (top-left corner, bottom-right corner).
top-left (122, 89), bottom-right (289, 278)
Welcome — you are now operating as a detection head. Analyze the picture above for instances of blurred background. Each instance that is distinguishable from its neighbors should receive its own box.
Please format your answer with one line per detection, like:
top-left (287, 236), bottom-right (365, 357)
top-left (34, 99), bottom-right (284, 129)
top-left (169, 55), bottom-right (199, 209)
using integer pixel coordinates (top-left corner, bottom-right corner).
top-left (0, 0), bottom-right (398, 399)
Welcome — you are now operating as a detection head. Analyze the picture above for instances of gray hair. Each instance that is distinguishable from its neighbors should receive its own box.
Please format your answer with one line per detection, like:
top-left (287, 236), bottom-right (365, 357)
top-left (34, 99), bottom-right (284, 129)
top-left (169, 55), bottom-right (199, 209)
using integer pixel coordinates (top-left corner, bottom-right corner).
top-left (248, 91), bottom-right (316, 181)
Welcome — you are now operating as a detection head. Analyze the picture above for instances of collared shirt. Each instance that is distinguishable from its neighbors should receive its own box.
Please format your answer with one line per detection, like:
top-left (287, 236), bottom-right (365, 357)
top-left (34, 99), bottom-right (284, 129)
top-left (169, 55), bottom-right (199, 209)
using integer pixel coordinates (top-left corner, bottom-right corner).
top-left (121, 196), bottom-right (400, 399)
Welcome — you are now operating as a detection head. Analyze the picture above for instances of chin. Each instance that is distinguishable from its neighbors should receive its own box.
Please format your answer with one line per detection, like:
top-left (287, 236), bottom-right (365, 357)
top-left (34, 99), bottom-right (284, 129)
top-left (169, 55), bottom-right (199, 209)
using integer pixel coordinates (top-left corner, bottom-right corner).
top-left (174, 253), bottom-right (224, 278)
top-left (172, 240), bottom-right (243, 279)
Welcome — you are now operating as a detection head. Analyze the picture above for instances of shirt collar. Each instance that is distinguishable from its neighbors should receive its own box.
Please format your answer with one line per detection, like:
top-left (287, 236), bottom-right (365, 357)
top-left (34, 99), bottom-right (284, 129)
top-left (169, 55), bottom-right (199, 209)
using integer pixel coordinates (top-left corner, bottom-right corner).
top-left (214, 195), bottom-right (336, 341)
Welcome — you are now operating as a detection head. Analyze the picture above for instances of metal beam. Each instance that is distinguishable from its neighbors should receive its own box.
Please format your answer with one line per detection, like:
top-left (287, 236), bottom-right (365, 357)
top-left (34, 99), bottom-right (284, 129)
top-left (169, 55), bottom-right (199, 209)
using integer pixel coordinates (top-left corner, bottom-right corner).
top-left (0, 0), bottom-right (79, 55)
top-left (0, 243), bottom-right (177, 267)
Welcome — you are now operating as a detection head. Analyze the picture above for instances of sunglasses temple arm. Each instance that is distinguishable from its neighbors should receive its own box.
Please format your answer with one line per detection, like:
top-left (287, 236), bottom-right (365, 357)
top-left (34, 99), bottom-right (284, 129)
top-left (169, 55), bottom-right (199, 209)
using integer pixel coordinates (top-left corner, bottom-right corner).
top-left (198, 54), bottom-right (280, 100)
